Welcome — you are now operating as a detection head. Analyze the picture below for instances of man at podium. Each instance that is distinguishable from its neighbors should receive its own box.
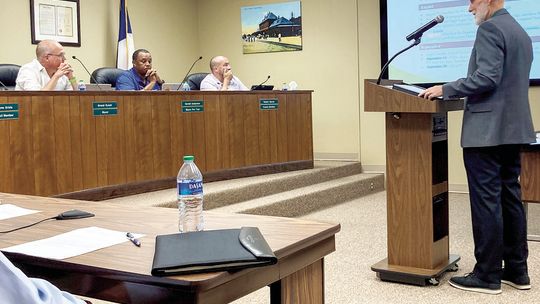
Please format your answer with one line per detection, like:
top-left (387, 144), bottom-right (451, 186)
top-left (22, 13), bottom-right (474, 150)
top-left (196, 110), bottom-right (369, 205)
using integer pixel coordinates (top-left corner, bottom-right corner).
top-left (420, 0), bottom-right (534, 295)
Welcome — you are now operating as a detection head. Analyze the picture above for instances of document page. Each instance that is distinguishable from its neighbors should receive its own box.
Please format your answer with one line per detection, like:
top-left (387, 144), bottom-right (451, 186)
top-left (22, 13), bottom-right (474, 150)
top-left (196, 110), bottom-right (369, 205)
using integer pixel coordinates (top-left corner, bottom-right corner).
top-left (0, 204), bottom-right (40, 221)
top-left (2, 226), bottom-right (144, 260)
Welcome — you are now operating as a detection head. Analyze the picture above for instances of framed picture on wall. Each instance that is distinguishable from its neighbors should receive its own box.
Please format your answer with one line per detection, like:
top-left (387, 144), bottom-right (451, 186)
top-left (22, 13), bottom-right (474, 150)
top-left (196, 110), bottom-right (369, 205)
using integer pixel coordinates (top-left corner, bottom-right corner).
top-left (30, 0), bottom-right (81, 47)
top-left (241, 1), bottom-right (302, 54)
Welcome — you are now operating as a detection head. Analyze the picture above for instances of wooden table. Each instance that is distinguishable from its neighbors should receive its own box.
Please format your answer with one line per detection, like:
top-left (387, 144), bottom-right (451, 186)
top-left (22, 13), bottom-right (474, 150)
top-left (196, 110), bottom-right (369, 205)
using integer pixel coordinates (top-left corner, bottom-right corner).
top-left (0, 192), bottom-right (339, 303)
top-left (521, 141), bottom-right (540, 241)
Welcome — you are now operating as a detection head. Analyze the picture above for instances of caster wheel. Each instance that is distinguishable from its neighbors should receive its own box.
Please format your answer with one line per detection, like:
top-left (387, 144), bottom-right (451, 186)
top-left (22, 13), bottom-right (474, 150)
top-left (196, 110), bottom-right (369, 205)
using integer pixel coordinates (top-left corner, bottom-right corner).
top-left (448, 264), bottom-right (459, 272)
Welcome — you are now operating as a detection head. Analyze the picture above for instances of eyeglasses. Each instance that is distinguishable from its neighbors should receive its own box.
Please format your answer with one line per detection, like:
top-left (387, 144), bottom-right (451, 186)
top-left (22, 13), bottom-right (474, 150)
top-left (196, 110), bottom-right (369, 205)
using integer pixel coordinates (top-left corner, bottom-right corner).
top-left (47, 53), bottom-right (66, 59)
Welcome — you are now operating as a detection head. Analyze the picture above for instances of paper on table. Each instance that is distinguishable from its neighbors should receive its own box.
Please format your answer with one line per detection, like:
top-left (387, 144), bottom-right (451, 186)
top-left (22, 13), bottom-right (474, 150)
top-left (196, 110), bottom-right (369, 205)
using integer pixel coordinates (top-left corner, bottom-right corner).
top-left (2, 226), bottom-right (144, 260)
top-left (0, 204), bottom-right (40, 221)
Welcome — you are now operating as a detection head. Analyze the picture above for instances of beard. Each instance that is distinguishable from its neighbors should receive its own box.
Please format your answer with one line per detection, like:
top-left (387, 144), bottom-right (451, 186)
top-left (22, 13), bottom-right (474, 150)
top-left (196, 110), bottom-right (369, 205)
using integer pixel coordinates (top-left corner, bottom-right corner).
top-left (474, 2), bottom-right (490, 25)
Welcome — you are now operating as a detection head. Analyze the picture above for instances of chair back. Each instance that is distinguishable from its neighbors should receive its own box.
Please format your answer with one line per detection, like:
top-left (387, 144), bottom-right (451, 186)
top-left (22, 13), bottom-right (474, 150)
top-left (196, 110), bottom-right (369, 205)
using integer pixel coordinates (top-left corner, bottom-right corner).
top-left (91, 67), bottom-right (125, 87)
top-left (187, 73), bottom-right (209, 90)
top-left (0, 64), bottom-right (21, 88)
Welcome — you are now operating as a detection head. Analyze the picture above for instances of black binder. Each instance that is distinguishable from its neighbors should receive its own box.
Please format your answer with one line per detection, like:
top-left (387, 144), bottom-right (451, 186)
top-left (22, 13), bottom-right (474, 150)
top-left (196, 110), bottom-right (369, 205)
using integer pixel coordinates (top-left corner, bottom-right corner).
top-left (151, 227), bottom-right (277, 276)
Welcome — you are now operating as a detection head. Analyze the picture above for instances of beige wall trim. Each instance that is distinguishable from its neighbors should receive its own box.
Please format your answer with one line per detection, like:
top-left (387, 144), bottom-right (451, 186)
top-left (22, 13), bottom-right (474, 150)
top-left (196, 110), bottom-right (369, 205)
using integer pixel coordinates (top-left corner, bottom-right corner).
top-left (360, 164), bottom-right (385, 173)
top-left (314, 153), bottom-right (359, 161)
top-left (449, 184), bottom-right (469, 194)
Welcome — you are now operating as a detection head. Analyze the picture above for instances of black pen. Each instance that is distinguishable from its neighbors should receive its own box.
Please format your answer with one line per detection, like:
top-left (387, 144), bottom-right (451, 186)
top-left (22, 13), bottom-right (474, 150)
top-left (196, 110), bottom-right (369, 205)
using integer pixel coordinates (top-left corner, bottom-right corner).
top-left (126, 232), bottom-right (141, 247)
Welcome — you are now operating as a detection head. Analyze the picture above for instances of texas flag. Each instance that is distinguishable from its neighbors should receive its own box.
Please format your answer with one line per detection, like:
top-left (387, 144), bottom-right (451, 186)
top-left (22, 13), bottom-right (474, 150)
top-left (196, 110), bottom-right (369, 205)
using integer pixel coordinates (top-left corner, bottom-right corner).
top-left (117, 0), bottom-right (135, 70)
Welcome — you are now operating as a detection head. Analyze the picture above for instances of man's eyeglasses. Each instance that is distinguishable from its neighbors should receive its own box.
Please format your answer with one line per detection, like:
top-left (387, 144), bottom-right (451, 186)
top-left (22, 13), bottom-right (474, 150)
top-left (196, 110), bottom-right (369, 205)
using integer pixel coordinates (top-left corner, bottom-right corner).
top-left (47, 53), bottom-right (66, 59)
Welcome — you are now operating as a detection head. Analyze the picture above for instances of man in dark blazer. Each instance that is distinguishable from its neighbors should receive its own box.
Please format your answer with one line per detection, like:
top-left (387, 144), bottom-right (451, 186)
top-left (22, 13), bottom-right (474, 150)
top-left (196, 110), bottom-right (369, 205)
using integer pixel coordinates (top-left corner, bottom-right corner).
top-left (420, 0), bottom-right (535, 295)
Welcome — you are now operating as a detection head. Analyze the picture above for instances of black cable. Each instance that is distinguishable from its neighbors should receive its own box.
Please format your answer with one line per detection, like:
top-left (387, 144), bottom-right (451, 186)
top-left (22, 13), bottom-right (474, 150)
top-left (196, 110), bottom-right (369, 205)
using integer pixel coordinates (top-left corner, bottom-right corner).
top-left (0, 216), bottom-right (56, 234)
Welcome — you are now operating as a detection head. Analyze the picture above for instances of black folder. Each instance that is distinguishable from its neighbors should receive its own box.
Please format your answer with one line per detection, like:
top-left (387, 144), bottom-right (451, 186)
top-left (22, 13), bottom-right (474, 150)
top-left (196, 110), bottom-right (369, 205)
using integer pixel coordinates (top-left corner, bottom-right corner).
top-left (151, 227), bottom-right (277, 276)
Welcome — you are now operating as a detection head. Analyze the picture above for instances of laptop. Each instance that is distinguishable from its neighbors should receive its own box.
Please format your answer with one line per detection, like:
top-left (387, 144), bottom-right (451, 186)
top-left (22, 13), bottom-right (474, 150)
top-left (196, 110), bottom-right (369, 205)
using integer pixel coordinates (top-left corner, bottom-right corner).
top-left (251, 85), bottom-right (274, 90)
top-left (85, 83), bottom-right (112, 91)
top-left (162, 83), bottom-right (183, 91)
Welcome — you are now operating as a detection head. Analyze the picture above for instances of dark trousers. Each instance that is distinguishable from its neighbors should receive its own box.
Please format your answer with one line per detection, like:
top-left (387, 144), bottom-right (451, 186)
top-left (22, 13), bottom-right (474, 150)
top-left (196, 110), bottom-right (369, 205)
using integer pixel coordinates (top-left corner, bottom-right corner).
top-left (463, 145), bottom-right (528, 284)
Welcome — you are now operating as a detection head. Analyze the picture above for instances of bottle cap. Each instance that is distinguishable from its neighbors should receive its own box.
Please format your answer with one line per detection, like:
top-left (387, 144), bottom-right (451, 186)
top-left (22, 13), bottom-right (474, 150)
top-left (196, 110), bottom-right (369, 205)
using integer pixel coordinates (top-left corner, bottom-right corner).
top-left (183, 155), bottom-right (195, 161)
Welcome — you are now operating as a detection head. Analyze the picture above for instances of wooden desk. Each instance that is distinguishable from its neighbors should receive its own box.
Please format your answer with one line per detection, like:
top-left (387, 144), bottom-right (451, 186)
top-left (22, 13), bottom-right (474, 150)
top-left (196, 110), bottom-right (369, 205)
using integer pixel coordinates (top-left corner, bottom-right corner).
top-left (0, 90), bottom-right (313, 199)
top-left (0, 192), bottom-right (339, 304)
top-left (521, 142), bottom-right (540, 241)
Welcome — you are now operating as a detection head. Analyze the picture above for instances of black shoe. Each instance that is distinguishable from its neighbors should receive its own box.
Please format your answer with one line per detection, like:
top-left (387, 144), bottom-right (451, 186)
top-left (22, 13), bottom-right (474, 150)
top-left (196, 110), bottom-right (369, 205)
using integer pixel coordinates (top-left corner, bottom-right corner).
top-left (449, 273), bottom-right (502, 295)
top-left (502, 272), bottom-right (531, 290)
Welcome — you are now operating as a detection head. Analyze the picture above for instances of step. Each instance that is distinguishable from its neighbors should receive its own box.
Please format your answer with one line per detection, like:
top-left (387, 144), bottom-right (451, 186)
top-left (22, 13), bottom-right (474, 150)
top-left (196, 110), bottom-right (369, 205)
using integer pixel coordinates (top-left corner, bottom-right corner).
top-left (154, 161), bottom-right (364, 209)
top-left (211, 173), bottom-right (384, 217)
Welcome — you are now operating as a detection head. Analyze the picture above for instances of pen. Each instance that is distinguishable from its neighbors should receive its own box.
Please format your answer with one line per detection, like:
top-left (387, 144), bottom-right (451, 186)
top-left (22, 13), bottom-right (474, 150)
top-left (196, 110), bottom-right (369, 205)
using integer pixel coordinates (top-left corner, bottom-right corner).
top-left (126, 232), bottom-right (141, 247)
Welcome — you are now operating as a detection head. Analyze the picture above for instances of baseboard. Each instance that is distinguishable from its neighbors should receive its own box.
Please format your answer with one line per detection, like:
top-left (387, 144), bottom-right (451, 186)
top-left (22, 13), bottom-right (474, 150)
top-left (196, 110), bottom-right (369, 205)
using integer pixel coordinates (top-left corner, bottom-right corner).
top-left (314, 152), bottom-right (359, 161)
top-left (360, 164), bottom-right (385, 173)
top-left (449, 184), bottom-right (469, 194)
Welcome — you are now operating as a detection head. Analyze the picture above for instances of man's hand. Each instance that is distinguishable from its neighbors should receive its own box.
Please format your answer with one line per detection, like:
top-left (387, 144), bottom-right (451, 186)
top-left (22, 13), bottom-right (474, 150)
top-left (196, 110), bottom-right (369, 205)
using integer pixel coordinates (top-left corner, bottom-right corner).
top-left (54, 62), bottom-right (74, 79)
top-left (223, 68), bottom-right (233, 82)
top-left (419, 85), bottom-right (443, 100)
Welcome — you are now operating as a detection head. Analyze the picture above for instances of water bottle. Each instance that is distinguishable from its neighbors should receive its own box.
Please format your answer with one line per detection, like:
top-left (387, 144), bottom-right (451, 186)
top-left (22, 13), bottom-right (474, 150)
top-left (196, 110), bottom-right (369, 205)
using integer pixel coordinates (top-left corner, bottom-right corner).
top-left (281, 82), bottom-right (289, 91)
top-left (177, 155), bottom-right (204, 232)
top-left (181, 82), bottom-right (191, 91)
top-left (78, 80), bottom-right (86, 91)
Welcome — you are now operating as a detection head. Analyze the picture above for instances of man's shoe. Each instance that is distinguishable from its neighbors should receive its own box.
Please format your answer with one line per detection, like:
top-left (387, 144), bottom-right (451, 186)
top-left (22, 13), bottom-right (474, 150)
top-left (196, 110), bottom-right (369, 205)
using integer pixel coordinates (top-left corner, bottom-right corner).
top-left (449, 273), bottom-right (502, 295)
top-left (502, 272), bottom-right (531, 290)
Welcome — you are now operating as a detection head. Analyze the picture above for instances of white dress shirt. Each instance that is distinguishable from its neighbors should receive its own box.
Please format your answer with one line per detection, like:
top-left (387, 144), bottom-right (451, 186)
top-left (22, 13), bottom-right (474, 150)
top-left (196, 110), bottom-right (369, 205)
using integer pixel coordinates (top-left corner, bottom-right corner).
top-left (200, 73), bottom-right (248, 91)
top-left (0, 251), bottom-right (85, 304)
top-left (15, 59), bottom-right (73, 91)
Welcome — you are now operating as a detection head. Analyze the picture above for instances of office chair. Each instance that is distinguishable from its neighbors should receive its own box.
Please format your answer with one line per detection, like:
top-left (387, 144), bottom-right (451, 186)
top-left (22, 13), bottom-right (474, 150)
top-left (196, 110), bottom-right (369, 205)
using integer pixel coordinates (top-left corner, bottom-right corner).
top-left (90, 67), bottom-right (125, 88)
top-left (186, 73), bottom-right (209, 90)
top-left (0, 64), bottom-right (21, 89)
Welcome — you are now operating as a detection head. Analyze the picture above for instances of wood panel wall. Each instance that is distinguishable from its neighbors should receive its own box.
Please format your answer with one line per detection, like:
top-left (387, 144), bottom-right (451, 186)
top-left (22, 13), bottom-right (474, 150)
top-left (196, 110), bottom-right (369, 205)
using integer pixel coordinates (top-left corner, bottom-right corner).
top-left (0, 91), bottom-right (313, 196)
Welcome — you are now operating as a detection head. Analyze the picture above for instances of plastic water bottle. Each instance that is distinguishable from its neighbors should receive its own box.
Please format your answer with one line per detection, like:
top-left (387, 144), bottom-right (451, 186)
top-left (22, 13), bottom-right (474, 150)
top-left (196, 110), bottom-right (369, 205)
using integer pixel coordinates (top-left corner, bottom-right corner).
top-left (281, 82), bottom-right (289, 91)
top-left (177, 155), bottom-right (204, 232)
top-left (78, 80), bottom-right (86, 91)
top-left (181, 82), bottom-right (191, 91)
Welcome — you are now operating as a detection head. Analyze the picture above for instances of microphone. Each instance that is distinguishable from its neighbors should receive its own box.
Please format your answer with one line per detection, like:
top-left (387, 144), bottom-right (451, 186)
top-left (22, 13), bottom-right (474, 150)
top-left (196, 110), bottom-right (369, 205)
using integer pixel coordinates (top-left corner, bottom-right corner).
top-left (0, 79), bottom-right (8, 90)
top-left (253, 75), bottom-right (271, 89)
top-left (71, 56), bottom-right (102, 90)
top-left (406, 15), bottom-right (444, 41)
top-left (376, 15), bottom-right (444, 85)
top-left (177, 56), bottom-right (203, 91)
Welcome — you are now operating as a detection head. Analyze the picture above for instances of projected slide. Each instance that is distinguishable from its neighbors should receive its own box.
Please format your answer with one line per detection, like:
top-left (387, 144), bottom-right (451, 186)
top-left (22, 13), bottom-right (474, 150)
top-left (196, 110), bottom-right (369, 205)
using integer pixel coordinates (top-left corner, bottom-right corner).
top-left (386, 0), bottom-right (540, 84)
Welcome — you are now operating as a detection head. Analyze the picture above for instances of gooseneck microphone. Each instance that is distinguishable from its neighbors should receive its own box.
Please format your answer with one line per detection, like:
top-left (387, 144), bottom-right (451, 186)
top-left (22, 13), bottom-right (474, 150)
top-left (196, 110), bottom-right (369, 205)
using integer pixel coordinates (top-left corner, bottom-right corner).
top-left (177, 56), bottom-right (203, 91)
top-left (254, 75), bottom-right (271, 89)
top-left (377, 15), bottom-right (444, 85)
top-left (71, 56), bottom-right (102, 90)
top-left (406, 15), bottom-right (444, 41)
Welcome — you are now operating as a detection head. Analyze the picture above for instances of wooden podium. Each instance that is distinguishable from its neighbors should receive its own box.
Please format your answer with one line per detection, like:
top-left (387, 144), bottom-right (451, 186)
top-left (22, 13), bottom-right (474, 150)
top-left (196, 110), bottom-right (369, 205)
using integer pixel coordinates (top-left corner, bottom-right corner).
top-left (364, 79), bottom-right (463, 285)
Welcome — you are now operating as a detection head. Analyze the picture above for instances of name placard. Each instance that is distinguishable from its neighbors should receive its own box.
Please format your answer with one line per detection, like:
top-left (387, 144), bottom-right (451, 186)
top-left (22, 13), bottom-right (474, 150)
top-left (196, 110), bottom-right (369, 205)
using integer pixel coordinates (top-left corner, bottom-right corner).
top-left (93, 102), bottom-right (118, 116)
top-left (181, 100), bottom-right (204, 113)
top-left (0, 104), bottom-right (19, 121)
top-left (259, 98), bottom-right (279, 110)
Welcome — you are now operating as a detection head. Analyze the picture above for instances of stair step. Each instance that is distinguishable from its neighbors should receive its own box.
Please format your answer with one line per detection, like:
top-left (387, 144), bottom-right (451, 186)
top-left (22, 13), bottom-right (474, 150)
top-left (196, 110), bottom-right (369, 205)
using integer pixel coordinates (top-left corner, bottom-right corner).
top-left (155, 161), bottom-right (363, 209)
top-left (212, 173), bottom-right (384, 217)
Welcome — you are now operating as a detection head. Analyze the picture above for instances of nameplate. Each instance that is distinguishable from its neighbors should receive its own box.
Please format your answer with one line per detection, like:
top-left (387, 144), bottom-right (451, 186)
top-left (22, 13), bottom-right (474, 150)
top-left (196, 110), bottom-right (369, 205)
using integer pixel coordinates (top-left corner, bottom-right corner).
top-left (93, 102), bottom-right (118, 116)
top-left (259, 98), bottom-right (279, 110)
top-left (0, 104), bottom-right (19, 120)
top-left (181, 100), bottom-right (204, 113)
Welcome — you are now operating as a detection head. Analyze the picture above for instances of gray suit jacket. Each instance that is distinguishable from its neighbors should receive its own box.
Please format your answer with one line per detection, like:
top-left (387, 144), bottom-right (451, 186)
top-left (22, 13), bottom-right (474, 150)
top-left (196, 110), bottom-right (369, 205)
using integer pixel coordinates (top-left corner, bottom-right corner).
top-left (443, 9), bottom-right (535, 148)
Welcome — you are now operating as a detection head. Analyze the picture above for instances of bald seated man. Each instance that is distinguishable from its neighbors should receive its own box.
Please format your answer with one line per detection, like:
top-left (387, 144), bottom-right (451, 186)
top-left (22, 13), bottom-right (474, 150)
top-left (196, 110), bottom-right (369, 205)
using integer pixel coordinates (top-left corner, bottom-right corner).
top-left (200, 56), bottom-right (248, 91)
top-left (16, 39), bottom-right (78, 90)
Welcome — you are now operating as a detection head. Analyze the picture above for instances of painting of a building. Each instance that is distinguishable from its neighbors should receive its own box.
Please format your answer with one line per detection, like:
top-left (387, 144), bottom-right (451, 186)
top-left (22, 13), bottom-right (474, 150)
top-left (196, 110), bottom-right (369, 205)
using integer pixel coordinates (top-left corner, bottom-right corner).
top-left (241, 2), bottom-right (302, 54)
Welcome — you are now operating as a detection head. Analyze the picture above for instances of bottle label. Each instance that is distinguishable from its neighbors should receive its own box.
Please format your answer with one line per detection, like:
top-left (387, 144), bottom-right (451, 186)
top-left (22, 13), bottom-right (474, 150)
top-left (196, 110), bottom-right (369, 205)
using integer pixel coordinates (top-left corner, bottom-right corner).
top-left (178, 179), bottom-right (203, 196)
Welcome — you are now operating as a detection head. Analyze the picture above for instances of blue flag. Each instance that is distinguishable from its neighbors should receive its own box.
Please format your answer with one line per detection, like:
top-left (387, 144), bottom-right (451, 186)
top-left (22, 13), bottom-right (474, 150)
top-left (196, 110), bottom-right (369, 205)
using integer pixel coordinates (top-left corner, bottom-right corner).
top-left (117, 0), bottom-right (134, 70)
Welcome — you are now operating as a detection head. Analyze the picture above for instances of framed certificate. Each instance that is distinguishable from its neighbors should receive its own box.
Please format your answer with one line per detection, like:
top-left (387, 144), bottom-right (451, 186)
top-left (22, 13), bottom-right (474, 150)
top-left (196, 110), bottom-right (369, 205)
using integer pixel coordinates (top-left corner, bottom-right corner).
top-left (30, 0), bottom-right (81, 47)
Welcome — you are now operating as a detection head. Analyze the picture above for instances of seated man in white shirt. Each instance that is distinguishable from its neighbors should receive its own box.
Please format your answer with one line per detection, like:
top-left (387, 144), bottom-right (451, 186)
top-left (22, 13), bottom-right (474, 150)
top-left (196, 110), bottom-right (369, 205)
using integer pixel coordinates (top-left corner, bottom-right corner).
top-left (15, 39), bottom-right (78, 91)
top-left (200, 56), bottom-right (248, 91)
top-left (0, 251), bottom-right (87, 304)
